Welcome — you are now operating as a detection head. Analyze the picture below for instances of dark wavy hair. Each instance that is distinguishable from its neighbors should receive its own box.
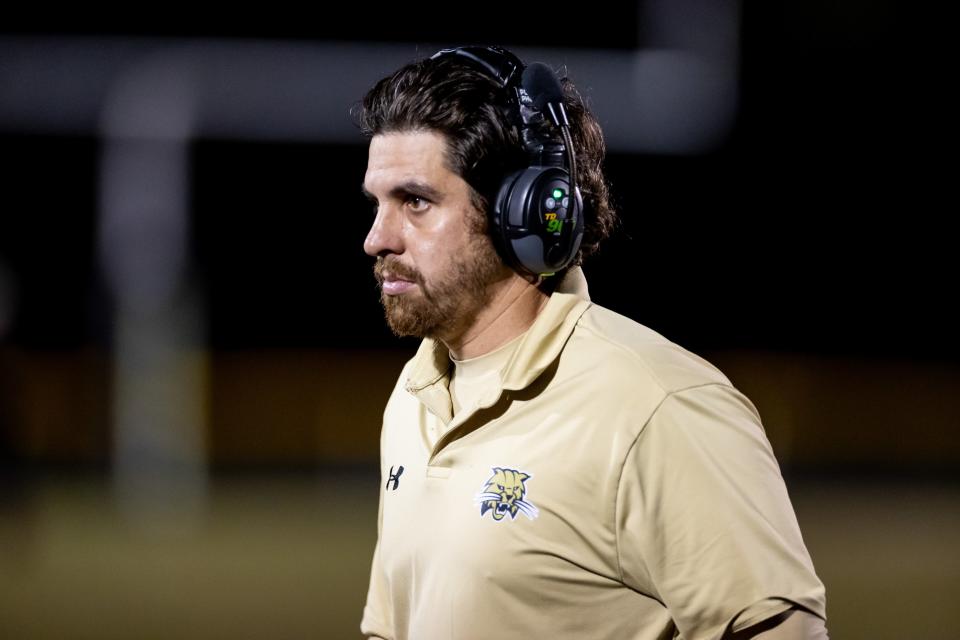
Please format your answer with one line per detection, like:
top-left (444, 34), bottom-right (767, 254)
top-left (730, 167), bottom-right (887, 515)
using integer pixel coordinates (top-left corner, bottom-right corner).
top-left (355, 48), bottom-right (617, 275)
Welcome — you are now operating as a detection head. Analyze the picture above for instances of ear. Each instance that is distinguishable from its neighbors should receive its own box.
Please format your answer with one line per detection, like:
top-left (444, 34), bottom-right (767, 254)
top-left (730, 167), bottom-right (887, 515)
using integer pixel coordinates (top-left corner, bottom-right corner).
top-left (519, 473), bottom-right (529, 481)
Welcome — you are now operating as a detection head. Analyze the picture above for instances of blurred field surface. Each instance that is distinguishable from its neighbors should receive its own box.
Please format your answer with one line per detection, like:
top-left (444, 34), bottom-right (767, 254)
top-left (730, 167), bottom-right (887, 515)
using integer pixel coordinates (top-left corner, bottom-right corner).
top-left (1, 472), bottom-right (957, 639)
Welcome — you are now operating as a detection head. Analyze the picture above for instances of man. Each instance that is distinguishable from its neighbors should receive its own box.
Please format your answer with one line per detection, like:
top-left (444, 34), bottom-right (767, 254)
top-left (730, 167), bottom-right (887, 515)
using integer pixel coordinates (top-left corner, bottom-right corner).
top-left (357, 46), bottom-right (827, 639)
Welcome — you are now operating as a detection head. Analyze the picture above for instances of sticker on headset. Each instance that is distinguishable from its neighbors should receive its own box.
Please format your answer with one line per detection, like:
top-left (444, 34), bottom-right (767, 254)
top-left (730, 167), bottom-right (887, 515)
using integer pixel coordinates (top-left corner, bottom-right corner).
top-left (544, 213), bottom-right (563, 233)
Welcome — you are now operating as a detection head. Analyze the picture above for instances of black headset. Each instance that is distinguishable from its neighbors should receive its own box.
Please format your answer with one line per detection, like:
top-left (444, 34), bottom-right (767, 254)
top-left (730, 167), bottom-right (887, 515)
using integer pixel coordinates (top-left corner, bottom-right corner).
top-left (429, 46), bottom-right (584, 277)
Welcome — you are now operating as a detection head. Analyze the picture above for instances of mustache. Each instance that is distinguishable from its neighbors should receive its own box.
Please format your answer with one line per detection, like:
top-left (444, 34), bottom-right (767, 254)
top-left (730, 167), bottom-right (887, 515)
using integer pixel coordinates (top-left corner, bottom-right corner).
top-left (374, 257), bottom-right (423, 286)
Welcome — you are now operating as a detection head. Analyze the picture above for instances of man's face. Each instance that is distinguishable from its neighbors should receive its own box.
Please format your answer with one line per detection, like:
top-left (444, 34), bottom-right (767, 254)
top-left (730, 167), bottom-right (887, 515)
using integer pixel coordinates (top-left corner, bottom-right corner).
top-left (362, 130), bottom-right (509, 339)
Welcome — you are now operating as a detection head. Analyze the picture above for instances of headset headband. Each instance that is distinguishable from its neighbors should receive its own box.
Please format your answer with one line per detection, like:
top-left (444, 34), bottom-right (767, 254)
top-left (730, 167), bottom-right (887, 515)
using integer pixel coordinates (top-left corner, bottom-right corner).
top-left (427, 45), bottom-right (584, 277)
top-left (429, 46), bottom-right (524, 89)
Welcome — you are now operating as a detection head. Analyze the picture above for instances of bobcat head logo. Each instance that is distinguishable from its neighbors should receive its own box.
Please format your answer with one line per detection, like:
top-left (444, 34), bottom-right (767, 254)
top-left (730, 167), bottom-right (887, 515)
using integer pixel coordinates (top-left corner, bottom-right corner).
top-left (474, 467), bottom-right (539, 521)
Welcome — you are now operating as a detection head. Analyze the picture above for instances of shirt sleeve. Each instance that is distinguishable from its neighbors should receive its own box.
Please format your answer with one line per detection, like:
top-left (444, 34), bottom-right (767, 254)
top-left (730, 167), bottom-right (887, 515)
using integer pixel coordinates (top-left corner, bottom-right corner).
top-left (615, 383), bottom-right (826, 639)
top-left (360, 470), bottom-right (394, 639)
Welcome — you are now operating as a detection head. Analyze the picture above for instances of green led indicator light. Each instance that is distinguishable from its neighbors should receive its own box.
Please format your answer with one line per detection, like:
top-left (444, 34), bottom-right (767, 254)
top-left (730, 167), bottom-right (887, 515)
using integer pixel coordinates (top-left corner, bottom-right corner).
top-left (552, 189), bottom-right (564, 199)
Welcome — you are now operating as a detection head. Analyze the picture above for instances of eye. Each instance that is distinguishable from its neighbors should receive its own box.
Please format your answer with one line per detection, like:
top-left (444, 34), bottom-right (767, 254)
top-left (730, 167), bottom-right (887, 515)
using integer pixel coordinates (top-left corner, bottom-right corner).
top-left (405, 194), bottom-right (430, 212)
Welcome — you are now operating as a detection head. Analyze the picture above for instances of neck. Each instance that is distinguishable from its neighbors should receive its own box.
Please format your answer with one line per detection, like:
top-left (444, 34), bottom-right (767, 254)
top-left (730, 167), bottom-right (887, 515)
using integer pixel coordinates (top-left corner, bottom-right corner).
top-left (442, 272), bottom-right (549, 360)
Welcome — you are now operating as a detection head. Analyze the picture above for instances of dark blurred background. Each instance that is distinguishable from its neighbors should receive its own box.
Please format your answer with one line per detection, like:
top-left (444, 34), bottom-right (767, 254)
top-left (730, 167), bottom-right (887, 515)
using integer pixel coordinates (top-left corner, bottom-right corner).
top-left (1, 3), bottom-right (957, 639)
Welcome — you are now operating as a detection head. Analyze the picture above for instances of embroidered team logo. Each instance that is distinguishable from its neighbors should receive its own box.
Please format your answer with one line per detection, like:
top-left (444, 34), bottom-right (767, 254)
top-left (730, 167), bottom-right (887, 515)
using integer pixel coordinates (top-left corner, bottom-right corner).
top-left (474, 467), bottom-right (539, 521)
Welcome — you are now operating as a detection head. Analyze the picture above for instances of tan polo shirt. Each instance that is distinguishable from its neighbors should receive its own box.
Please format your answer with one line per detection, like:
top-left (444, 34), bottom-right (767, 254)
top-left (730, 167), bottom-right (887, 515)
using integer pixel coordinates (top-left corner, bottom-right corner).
top-left (361, 268), bottom-right (826, 639)
top-left (449, 331), bottom-right (525, 415)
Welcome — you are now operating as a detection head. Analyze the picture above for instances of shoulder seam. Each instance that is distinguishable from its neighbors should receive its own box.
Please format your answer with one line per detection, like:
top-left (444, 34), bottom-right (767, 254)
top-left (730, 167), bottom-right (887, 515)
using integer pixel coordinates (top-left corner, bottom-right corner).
top-left (577, 318), bottom-right (732, 396)
top-left (576, 320), bottom-right (671, 396)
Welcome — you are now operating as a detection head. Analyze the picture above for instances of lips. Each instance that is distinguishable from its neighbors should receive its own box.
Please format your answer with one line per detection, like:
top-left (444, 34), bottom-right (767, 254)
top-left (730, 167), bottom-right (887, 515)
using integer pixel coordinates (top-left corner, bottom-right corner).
top-left (375, 258), bottom-right (420, 296)
top-left (382, 276), bottom-right (416, 295)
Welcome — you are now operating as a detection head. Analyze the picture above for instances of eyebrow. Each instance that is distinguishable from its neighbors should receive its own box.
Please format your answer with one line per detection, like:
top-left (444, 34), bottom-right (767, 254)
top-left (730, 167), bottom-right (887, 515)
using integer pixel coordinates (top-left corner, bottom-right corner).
top-left (361, 180), bottom-right (444, 203)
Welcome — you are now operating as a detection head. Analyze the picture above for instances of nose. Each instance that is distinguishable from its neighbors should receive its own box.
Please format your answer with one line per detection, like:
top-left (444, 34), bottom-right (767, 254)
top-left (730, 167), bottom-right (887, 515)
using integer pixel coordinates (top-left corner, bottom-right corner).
top-left (364, 204), bottom-right (403, 258)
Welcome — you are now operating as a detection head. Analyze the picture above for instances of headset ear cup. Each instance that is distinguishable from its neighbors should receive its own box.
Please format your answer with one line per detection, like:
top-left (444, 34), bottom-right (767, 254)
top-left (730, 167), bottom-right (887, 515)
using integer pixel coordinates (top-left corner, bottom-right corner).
top-left (494, 167), bottom-right (547, 275)
top-left (492, 166), bottom-right (582, 276)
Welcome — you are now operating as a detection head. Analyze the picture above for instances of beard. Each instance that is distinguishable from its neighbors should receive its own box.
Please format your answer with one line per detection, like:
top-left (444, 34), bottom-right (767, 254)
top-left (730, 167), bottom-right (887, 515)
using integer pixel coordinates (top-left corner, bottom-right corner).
top-left (373, 231), bottom-right (506, 339)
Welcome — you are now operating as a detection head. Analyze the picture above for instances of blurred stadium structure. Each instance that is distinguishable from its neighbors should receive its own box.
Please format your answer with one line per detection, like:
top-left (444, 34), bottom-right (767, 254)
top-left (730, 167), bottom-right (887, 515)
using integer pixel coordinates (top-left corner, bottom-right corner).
top-left (1, 2), bottom-right (957, 638)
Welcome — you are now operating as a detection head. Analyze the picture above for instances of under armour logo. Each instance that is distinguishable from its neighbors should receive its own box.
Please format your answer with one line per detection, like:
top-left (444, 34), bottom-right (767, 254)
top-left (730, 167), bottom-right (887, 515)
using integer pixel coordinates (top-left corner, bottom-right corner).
top-left (386, 465), bottom-right (404, 491)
